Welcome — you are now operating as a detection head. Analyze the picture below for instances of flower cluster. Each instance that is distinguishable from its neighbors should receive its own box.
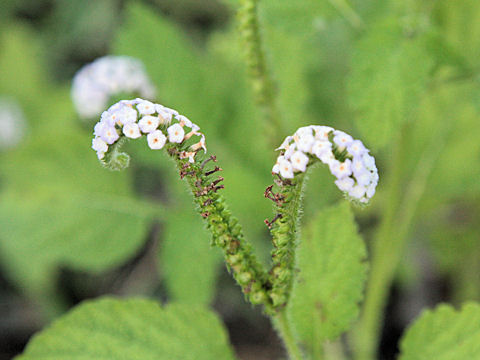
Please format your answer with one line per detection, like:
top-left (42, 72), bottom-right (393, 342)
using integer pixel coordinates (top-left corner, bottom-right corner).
top-left (0, 98), bottom-right (26, 150)
top-left (72, 56), bottom-right (156, 120)
top-left (273, 126), bottom-right (378, 203)
top-left (92, 98), bottom-right (206, 163)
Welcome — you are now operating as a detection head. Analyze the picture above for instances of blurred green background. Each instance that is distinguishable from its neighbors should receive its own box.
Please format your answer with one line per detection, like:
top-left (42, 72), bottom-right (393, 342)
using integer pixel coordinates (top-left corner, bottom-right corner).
top-left (1, 0), bottom-right (480, 359)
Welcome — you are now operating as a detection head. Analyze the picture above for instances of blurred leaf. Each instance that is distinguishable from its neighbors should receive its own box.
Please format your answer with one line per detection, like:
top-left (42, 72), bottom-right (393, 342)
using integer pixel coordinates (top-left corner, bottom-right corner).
top-left (0, 25), bottom-right (49, 111)
top-left (348, 19), bottom-right (434, 149)
top-left (161, 206), bottom-right (221, 305)
top-left (288, 202), bottom-right (367, 353)
top-left (399, 302), bottom-right (480, 360)
top-left (0, 94), bottom-right (159, 304)
top-left (434, 0), bottom-right (480, 66)
top-left (17, 297), bottom-right (236, 360)
top-left (259, 0), bottom-right (334, 36)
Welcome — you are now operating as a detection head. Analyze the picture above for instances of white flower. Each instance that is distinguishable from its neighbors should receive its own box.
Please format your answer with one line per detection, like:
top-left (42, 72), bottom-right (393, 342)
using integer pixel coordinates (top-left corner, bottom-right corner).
top-left (290, 151), bottom-right (310, 172)
top-left (362, 153), bottom-right (376, 170)
top-left (100, 111), bottom-right (117, 126)
top-left (355, 170), bottom-right (372, 186)
top-left (279, 158), bottom-right (294, 179)
top-left (349, 184), bottom-right (366, 199)
top-left (137, 100), bottom-right (156, 115)
top-left (330, 159), bottom-right (353, 179)
top-left (319, 150), bottom-right (335, 165)
top-left (138, 115), bottom-right (159, 133)
top-left (313, 126), bottom-right (333, 141)
top-left (123, 123), bottom-right (141, 139)
top-left (273, 155), bottom-right (284, 174)
top-left (352, 158), bottom-right (366, 176)
top-left (97, 151), bottom-right (106, 160)
top-left (284, 142), bottom-right (297, 160)
top-left (366, 183), bottom-right (376, 198)
top-left (94, 121), bottom-right (106, 137)
top-left (295, 126), bottom-right (313, 138)
top-left (147, 130), bottom-right (167, 149)
top-left (167, 123), bottom-right (185, 143)
top-left (116, 106), bottom-right (138, 125)
top-left (312, 140), bottom-right (332, 158)
top-left (335, 177), bottom-right (354, 192)
top-left (92, 137), bottom-right (108, 152)
top-left (72, 56), bottom-right (156, 120)
top-left (347, 140), bottom-right (366, 157)
top-left (276, 136), bottom-right (293, 151)
top-left (296, 133), bottom-right (315, 153)
top-left (100, 126), bottom-right (119, 144)
top-left (333, 130), bottom-right (353, 149)
top-left (157, 110), bottom-right (172, 125)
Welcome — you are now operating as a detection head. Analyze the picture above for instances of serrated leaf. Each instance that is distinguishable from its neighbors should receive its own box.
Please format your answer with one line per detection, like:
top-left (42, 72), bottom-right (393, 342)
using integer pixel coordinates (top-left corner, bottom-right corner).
top-left (161, 207), bottom-right (221, 305)
top-left (17, 297), bottom-right (236, 360)
top-left (288, 202), bottom-right (367, 354)
top-left (348, 19), bottom-right (434, 149)
top-left (399, 302), bottom-right (480, 360)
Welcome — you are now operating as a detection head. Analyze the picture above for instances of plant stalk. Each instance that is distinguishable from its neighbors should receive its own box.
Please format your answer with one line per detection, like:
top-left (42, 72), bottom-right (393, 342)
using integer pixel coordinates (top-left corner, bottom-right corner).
top-left (273, 310), bottom-right (304, 360)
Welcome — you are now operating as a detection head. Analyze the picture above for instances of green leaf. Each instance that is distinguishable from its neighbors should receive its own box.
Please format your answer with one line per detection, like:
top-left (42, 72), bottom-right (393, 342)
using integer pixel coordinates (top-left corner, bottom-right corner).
top-left (0, 95), bottom-right (160, 305)
top-left (161, 207), bottom-right (221, 305)
top-left (288, 202), bottom-right (367, 353)
top-left (348, 19), bottom-right (434, 149)
top-left (17, 297), bottom-right (236, 360)
top-left (399, 302), bottom-right (480, 360)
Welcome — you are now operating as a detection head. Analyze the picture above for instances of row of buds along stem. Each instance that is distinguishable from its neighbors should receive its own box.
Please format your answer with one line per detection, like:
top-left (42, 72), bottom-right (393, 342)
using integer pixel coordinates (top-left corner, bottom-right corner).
top-left (72, 56), bottom-right (156, 120)
top-left (181, 156), bottom-right (272, 307)
top-left (273, 125), bottom-right (378, 204)
top-left (91, 98), bottom-right (206, 168)
top-left (91, 99), bottom-right (273, 309)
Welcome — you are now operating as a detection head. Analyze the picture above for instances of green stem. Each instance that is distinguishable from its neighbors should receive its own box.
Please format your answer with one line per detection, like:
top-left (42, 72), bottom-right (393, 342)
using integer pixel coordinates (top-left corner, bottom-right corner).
top-left (273, 310), bottom-right (304, 360)
top-left (268, 173), bottom-right (306, 309)
top-left (171, 151), bottom-right (273, 309)
top-left (237, 0), bottom-right (284, 146)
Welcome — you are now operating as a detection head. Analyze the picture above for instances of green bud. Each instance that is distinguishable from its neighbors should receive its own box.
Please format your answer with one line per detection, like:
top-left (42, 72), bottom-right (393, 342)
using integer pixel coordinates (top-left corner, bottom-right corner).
top-left (238, 271), bottom-right (252, 284)
top-left (104, 151), bottom-right (130, 171)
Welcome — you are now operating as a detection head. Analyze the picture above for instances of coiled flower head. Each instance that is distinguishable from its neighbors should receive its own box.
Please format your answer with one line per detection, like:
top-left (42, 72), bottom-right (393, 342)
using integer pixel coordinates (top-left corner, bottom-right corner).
top-left (72, 56), bottom-right (156, 120)
top-left (92, 98), bottom-right (206, 170)
top-left (0, 98), bottom-right (26, 150)
top-left (273, 125), bottom-right (378, 204)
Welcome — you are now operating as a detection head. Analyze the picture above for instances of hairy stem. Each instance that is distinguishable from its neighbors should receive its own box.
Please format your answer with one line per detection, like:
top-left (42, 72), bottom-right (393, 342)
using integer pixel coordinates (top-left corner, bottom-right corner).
top-left (237, 0), bottom-right (284, 146)
top-left (170, 151), bottom-right (273, 309)
top-left (267, 173), bottom-right (306, 309)
top-left (273, 310), bottom-right (304, 360)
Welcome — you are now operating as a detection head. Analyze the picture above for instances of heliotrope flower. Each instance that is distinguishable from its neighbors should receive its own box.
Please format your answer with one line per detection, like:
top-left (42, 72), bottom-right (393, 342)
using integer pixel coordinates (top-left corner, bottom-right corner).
top-left (72, 56), bottom-right (156, 120)
top-left (273, 125), bottom-right (378, 203)
top-left (91, 98), bottom-right (206, 163)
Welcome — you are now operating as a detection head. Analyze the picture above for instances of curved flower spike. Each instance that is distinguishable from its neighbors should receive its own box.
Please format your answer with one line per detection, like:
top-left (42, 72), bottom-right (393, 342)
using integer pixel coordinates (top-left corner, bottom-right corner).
top-left (273, 125), bottom-right (378, 204)
top-left (92, 98), bottom-right (206, 170)
top-left (72, 56), bottom-right (156, 120)
top-left (92, 99), bottom-right (272, 310)
top-left (266, 125), bottom-right (378, 309)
